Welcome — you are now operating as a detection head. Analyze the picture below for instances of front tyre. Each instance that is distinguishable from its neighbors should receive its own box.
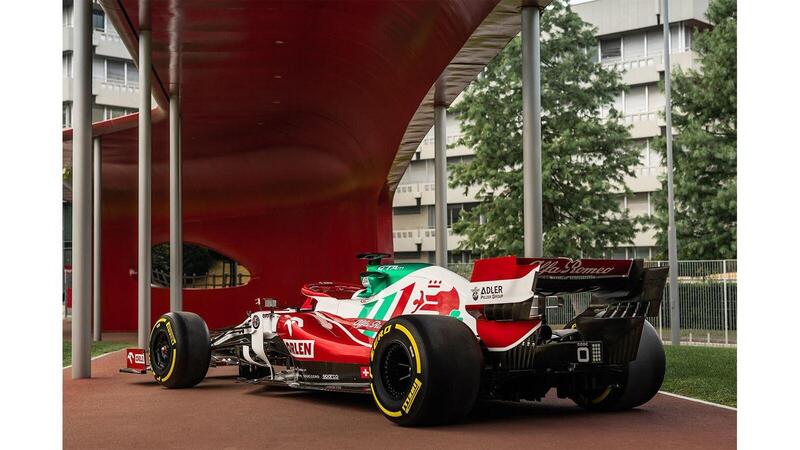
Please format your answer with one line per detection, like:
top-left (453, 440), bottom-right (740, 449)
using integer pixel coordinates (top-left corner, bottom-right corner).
top-left (149, 312), bottom-right (211, 388)
top-left (573, 320), bottom-right (665, 411)
top-left (370, 315), bottom-right (482, 426)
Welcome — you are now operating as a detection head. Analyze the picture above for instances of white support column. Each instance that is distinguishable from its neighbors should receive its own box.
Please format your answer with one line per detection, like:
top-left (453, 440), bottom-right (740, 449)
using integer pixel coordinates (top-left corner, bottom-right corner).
top-left (522, 5), bottom-right (544, 257)
top-left (93, 136), bottom-right (102, 342)
top-left (433, 103), bottom-right (448, 268)
top-left (138, 2), bottom-right (152, 350)
top-left (170, 94), bottom-right (183, 311)
top-left (71, 0), bottom-right (93, 378)
top-left (662, 0), bottom-right (681, 346)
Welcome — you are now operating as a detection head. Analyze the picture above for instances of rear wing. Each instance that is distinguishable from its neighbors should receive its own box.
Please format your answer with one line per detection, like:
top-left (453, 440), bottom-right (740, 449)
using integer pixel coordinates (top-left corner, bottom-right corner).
top-left (470, 256), bottom-right (667, 307)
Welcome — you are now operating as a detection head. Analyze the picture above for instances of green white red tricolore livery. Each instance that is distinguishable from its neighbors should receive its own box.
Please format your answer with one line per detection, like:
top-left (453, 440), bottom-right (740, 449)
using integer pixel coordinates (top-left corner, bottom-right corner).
top-left (138, 253), bottom-right (670, 426)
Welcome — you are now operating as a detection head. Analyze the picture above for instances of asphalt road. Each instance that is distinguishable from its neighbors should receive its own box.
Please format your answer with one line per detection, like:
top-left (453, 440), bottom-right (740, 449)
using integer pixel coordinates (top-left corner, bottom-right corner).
top-left (63, 350), bottom-right (736, 449)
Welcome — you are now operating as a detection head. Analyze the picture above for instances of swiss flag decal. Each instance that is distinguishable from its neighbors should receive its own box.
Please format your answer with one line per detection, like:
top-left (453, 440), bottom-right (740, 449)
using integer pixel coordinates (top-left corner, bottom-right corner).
top-left (360, 366), bottom-right (371, 380)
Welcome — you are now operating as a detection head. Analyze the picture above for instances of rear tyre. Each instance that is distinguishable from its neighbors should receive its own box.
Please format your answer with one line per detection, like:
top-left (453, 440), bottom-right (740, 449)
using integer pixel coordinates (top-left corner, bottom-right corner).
top-left (149, 312), bottom-right (211, 388)
top-left (370, 315), bottom-right (482, 426)
top-left (573, 320), bottom-right (665, 411)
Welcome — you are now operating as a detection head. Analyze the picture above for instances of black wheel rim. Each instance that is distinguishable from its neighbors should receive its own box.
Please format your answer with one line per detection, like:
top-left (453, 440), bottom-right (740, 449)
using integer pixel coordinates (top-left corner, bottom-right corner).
top-left (380, 340), bottom-right (414, 400)
top-left (151, 330), bottom-right (172, 374)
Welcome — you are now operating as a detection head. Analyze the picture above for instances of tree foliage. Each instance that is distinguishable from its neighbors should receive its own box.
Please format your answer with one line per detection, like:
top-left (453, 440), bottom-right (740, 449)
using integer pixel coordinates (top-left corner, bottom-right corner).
top-left (651, 0), bottom-right (737, 259)
top-left (152, 243), bottom-right (222, 276)
top-left (449, 0), bottom-right (638, 258)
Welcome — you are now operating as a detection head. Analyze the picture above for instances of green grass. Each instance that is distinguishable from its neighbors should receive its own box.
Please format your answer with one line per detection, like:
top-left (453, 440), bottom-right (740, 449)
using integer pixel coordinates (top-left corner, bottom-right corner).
top-left (662, 345), bottom-right (737, 407)
top-left (63, 341), bottom-right (135, 367)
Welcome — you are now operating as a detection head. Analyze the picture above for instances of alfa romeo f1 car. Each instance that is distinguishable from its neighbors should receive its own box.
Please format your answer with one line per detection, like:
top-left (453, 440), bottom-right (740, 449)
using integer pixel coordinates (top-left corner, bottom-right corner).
top-left (146, 253), bottom-right (668, 426)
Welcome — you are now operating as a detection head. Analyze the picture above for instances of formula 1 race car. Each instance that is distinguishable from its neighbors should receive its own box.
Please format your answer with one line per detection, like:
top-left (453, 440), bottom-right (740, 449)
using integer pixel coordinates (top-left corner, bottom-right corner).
top-left (145, 253), bottom-right (668, 426)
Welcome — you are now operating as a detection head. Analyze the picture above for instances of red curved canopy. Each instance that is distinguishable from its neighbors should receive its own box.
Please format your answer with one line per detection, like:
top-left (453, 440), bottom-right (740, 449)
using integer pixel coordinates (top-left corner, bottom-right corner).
top-left (66, 0), bottom-right (522, 330)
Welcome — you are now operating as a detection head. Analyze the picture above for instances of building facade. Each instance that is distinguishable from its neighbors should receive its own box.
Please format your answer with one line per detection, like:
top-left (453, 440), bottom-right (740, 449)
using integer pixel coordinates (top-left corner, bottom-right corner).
top-left (391, 0), bottom-right (711, 263)
top-left (62, 0), bottom-right (139, 266)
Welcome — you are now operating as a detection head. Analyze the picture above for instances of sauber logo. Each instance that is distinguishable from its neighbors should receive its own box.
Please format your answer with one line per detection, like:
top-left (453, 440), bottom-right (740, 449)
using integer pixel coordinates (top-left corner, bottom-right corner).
top-left (284, 339), bottom-right (315, 359)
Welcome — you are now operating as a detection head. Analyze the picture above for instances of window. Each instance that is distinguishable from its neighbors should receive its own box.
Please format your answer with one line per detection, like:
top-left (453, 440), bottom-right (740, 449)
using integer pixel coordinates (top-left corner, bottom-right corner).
top-left (447, 155), bottom-right (474, 168)
top-left (104, 106), bottom-right (130, 120)
top-left (401, 161), bottom-right (429, 184)
top-left (626, 193), bottom-right (650, 217)
top-left (62, 103), bottom-right (72, 128)
top-left (622, 33), bottom-right (645, 60)
top-left (394, 206), bottom-right (421, 215)
top-left (648, 83), bottom-right (665, 110)
top-left (63, 53), bottom-right (72, 78)
top-left (625, 86), bottom-right (647, 114)
top-left (646, 29), bottom-right (663, 56)
top-left (632, 247), bottom-right (653, 260)
top-left (684, 24), bottom-right (694, 51)
top-left (646, 25), bottom-right (683, 55)
top-left (611, 248), bottom-right (627, 259)
top-left (670, 24), bottom-right (681, 53)
top-left (395, 251), bottom-right (422, 261)
top-left (63, 5), bottom-right (73, 27)
top-left (600, 38), bottom-right (621, 62)
top-left (446, 203), bottom-right (477, 227)
top-left (93, 9), bottom-right (105, 31)
top-left (448, 251), bottom-right (475, 264)
top-left (92, 105), bottom-right (105, 122)
top-left (126, 64), bottom-right (139, 86)
top-left (106, 59), bottom-right (125, 83)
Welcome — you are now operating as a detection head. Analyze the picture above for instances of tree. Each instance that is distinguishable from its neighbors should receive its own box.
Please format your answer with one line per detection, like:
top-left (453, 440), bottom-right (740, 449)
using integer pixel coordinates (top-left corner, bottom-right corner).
top-left (449, 0), bottom-right (638, 258)
top-left (151, 243), bottom-right (220, 277)
top-left (651, 0), bottom-right (737, 260)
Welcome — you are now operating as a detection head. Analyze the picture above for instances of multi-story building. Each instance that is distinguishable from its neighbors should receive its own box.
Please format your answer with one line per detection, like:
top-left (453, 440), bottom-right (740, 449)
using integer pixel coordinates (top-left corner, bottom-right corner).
top-left (391, 0), bottom-right (712, 263)
top-left (62, 0), bottom-right (139, 266)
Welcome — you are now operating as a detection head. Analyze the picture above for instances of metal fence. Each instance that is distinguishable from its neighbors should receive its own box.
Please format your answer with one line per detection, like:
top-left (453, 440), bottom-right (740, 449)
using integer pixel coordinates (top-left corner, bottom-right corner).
top-left (450, 259), bottom-right (737, 347)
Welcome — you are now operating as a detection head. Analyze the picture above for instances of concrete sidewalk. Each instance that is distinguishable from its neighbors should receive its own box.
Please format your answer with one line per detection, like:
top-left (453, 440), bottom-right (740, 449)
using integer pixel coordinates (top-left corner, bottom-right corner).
top-left (63, 350), bottom-right (736, 449)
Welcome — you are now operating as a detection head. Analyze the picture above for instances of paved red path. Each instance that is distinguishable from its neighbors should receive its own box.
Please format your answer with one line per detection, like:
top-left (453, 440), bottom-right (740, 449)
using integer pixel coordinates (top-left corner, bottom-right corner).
top-left (64, 350), bottom-right (736, 449)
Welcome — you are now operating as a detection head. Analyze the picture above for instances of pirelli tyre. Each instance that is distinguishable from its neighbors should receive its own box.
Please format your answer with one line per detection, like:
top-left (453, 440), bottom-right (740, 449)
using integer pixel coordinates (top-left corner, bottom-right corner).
top-left (149, 312), bottom-right (211, 389)
top-left (369, 315), bottom-right (482, 426)
top-left (572, 320), bottom-right (665, 411)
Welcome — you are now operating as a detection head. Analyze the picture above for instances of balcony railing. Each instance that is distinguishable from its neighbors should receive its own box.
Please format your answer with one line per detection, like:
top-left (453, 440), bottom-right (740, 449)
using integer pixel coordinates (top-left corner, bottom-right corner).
top-left (622, 111), bottom-right (659, 124)
top-left (602, 54), bottom-right (662, 71)
top-left (633, 166), bottom-right (666, 177)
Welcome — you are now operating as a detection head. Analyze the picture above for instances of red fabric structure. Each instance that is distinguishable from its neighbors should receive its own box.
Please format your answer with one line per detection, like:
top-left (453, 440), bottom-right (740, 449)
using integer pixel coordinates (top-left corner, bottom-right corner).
top-left (67, 0), bottom-right (510, 331)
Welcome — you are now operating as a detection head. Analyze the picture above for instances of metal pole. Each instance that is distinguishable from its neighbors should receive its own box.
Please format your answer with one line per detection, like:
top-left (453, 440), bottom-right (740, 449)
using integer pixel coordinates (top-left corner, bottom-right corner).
top-left (434, 103), bottom-right (448, 268)
top-left (522, 6), bottom-right (544, 257)
top-left (169, 94), bottom-right (183, 311)
top-left (71, 0), bottom-right (92, 378)
top-left (722, 260), bottom-right (729, 345)
top-left (138, 2), bottom-right (152, 350)
top-left (662, 0), bottom-right (681, 346)
top-left (93, 137), bottom-right (102, 342)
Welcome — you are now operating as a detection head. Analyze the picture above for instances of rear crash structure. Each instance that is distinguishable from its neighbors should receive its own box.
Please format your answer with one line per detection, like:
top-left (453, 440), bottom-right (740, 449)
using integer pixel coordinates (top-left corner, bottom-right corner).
top-left (143, 255), bottom-right (669, 426)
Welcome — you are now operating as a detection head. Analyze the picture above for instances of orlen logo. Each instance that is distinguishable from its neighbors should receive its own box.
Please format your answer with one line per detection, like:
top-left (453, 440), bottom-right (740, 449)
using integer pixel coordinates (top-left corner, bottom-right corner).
top-left (284, 339), bottom-right (315, 359)
top-left (126, 348), bottom-right (146, 371)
